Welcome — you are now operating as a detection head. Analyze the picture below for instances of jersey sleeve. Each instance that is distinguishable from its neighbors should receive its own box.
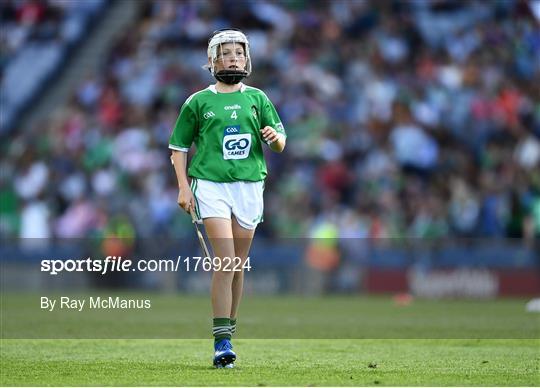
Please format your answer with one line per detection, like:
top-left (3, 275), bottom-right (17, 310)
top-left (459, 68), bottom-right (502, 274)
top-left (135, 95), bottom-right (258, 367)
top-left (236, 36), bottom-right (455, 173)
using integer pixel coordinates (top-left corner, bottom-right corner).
top-left (169, 103), bottom-right (198, 152)
top-left (261, 94), bottom-right (286, 138)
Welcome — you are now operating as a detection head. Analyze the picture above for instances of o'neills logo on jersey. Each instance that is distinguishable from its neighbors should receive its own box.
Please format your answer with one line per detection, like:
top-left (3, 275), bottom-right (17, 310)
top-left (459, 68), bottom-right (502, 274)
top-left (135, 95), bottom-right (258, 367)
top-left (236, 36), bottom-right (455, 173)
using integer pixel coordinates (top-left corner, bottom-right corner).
top-left (224, 104), bottom-right (242, 110)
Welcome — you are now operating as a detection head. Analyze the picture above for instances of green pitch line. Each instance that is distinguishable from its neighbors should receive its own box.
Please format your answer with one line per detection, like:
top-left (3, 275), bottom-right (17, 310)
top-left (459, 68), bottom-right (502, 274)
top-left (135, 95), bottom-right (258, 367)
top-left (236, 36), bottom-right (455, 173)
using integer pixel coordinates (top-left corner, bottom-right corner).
top-left (1, 294), bottom-right (538, 339)
top-left (1, 339), bottom-right (538, 386)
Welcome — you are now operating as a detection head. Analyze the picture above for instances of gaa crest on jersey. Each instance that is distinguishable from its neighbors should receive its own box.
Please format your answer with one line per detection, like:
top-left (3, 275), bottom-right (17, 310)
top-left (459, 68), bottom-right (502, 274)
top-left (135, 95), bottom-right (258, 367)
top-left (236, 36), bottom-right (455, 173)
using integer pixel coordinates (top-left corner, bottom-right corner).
top-left (223, 126), bottom-right (251, 160)
top-left (203, 111), bottom-right (215, 119)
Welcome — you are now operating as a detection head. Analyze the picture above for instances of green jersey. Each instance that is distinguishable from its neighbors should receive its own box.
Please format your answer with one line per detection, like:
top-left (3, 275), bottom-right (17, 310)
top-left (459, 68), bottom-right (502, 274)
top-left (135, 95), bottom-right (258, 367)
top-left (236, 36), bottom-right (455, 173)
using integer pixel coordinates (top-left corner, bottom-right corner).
top-left (169, 83), bottom-right (285, 182)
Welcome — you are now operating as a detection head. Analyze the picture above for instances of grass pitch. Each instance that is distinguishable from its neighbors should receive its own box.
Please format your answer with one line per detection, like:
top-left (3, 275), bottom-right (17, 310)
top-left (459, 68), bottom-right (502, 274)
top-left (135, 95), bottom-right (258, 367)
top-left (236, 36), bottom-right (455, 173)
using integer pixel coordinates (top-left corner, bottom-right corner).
top-left (1, 294), bottom-right (539, 386)
top-left (2, 339), bottom-right (538, 386)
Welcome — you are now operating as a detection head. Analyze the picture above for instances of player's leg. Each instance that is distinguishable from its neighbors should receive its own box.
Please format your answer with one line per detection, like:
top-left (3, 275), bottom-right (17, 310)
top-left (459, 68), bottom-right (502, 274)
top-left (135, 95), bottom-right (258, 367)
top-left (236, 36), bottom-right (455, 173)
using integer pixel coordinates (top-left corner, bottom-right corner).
top-left (204, 217), bottom-right (236, 316)
top-left (193, 179), bottom-right (236, 319)
top-left (193, 178), bottom-right (237, 367)
top-left (203, 217), bottom-right (237, 367)
top-left (230, 215), bottom-right (256, 333)
top-left (228, 180), bottom-right (264, 336)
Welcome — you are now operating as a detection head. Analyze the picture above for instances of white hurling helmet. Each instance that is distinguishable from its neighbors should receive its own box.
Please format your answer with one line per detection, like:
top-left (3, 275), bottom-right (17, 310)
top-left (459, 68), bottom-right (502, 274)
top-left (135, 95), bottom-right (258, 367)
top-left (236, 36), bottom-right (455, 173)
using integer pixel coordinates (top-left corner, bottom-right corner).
top-left (207, 28), bottom-right (252, 84)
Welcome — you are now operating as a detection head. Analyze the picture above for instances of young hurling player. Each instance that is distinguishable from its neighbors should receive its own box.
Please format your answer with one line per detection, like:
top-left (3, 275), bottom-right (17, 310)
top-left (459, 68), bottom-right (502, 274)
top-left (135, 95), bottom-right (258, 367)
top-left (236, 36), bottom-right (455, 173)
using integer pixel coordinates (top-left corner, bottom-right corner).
top-left (169, 29), bottom-right (286, 368)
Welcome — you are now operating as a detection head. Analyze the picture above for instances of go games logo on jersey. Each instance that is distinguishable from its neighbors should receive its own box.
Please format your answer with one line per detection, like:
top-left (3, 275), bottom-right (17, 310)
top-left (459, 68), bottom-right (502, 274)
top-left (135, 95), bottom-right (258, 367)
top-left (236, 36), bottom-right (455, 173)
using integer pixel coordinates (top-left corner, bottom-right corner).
top-left (223, 126), bottom-right (251, 160)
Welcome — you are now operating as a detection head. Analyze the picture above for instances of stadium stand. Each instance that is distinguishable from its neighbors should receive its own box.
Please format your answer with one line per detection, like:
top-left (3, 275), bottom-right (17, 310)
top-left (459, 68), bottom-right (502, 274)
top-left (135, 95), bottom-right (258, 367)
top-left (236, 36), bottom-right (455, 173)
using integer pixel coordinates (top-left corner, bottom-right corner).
top-left (2, 1), bottom-right (539, 293)
top-left (1, 0), bottom-right (106, 133)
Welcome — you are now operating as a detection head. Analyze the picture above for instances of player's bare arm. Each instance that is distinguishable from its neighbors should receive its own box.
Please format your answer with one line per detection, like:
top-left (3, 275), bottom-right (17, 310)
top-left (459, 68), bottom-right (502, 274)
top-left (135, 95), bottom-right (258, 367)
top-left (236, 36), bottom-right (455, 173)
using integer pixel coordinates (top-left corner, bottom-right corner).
top-left (171, 150), bottom-right (194, 213)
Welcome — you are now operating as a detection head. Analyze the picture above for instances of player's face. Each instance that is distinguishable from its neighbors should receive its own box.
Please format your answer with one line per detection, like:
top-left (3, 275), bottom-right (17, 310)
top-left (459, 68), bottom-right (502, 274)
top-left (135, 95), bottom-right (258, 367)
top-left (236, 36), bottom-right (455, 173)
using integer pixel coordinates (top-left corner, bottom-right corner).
top-left (212, 42), bottom-right (246, 72)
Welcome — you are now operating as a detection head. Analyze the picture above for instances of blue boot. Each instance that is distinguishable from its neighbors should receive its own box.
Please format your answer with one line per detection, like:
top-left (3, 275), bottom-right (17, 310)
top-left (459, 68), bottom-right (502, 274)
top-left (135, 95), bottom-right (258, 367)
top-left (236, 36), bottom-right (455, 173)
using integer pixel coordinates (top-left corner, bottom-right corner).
top-left (213, 339), bottom-right (236, 368)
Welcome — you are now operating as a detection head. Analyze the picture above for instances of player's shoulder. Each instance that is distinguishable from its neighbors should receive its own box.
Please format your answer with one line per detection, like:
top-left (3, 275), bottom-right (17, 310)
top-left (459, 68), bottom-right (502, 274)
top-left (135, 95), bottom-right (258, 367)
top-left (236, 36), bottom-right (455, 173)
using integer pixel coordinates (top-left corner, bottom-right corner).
top-left (242, 84), bottom-right (270, 99)
top-left (184, 86), bottom-right (215, 106)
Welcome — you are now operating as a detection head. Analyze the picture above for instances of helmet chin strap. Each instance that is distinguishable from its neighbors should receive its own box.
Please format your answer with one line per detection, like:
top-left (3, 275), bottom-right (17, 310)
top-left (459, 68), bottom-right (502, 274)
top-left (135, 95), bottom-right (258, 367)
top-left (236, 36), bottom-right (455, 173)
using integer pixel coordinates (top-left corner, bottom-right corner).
top-left (214, 69), bottom-right (248, 85)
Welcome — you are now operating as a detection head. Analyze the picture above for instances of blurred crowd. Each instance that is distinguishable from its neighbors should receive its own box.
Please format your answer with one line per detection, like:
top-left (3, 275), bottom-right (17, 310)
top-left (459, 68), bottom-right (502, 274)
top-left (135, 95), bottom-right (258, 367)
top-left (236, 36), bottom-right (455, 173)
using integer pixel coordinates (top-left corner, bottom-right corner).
top-left (0, 0), bottom-right (105, 131)
top-left (2, 0), bottom-right (539, 243)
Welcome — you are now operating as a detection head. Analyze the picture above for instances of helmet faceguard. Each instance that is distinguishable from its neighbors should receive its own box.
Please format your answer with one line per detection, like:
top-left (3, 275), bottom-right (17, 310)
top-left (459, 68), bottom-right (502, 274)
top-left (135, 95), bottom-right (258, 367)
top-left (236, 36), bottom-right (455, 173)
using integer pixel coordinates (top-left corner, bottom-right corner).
top-left (207, 29), bottom-right (251, 85)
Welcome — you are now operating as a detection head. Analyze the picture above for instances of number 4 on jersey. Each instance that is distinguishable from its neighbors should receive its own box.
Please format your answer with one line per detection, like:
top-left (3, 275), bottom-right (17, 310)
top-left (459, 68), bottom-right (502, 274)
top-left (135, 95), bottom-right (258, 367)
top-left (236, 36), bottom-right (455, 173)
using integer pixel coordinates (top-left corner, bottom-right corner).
top-left (230, 110), bottom-right (237, 120)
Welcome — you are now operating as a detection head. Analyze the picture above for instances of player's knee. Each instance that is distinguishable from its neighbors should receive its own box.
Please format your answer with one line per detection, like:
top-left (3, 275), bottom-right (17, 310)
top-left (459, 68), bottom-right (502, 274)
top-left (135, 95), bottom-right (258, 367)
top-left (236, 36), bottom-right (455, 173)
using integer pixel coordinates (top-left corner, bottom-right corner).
top-left (213, 269), bottom-right (235, 279)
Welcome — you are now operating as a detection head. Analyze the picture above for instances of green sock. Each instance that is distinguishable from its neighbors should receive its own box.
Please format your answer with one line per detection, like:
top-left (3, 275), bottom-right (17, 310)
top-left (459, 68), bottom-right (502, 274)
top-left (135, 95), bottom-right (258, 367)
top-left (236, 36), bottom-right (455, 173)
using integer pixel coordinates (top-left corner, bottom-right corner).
top-left (212, 317), bottom-right (231, 343)
top-left (230, 318), bottom-right (237, 335)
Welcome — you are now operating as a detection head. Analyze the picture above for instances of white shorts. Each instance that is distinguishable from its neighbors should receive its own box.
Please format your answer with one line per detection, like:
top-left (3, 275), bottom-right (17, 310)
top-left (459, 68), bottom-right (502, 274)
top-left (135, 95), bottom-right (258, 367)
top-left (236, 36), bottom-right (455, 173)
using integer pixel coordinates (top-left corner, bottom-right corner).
top-left (190, 178), bottom-right (264, 230)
